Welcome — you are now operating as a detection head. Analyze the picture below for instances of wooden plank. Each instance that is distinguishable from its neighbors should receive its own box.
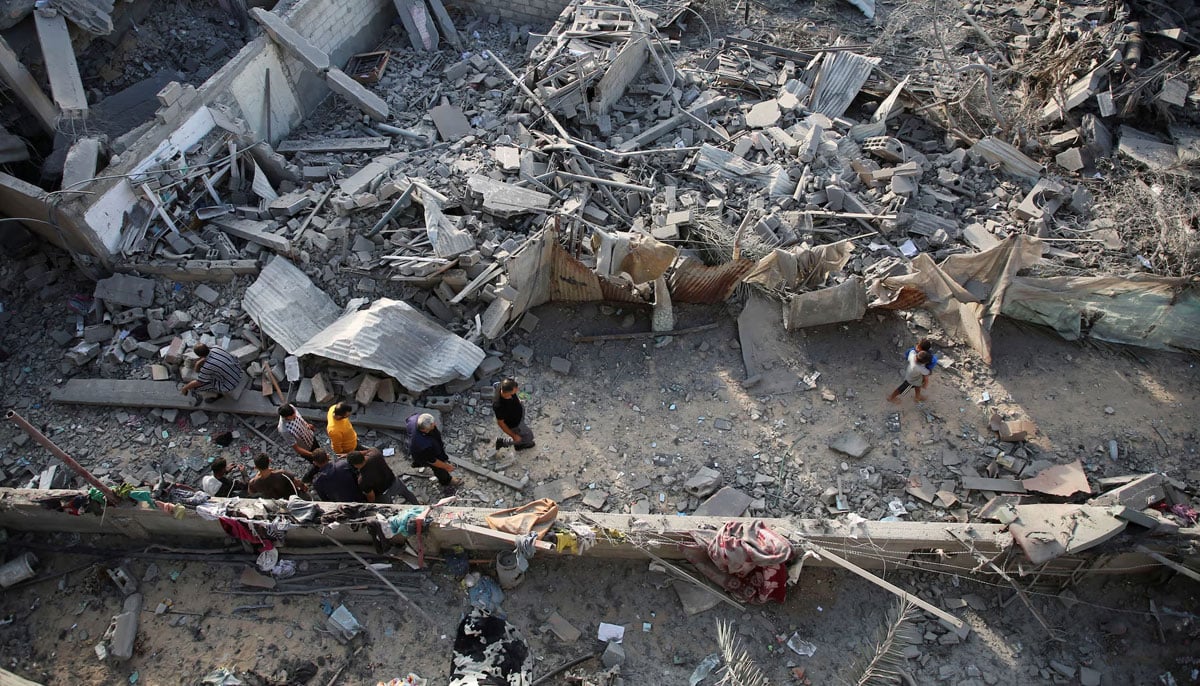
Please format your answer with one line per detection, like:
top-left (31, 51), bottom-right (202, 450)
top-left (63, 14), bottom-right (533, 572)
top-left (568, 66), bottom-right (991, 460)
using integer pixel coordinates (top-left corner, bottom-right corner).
top-left (810, 543), bottom-right (970, 637)
top-left (48, 379), bottom-right (432, 431)
top-left (1136, 545), bottom-right (1200, 584)
top-left (277, 137), bottom-right (392, 154)
top-left (0, 36), bottom-right (56, 134)
top-left (208, 216), bottom-right (293, 255)
top-left (960, 476), bottom-right (1027, 493)
top-left (33, 10), bottom-right (87, 116)
top-left (455, 457), bottom-right (528, 491)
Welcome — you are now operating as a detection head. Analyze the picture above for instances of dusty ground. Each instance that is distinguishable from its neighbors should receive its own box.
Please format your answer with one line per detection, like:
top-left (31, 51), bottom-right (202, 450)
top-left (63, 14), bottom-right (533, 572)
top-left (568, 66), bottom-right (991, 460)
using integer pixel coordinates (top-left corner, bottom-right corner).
top-left (2, 289), bottom-right (1199, 685)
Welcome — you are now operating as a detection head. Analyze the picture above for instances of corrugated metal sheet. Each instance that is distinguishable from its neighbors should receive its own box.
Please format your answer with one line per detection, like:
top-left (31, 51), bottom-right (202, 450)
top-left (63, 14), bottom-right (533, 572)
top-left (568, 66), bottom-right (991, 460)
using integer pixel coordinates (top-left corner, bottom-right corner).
top-left (549, 239), bottom-right (642, 303)
top-left (294, 298), bottom-right (485, 393)
top-left (807, 51), bottom-right (880, 119)
top-left (243, 256), bottom-right (343, 354)
top-left (669, 255), bottom-right (755, 303)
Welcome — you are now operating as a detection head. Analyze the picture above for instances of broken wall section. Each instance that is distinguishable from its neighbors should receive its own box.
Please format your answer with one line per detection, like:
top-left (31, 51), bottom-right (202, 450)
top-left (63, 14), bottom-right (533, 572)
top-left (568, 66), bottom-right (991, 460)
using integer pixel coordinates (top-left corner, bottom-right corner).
top-left (446, 0), bottom-right (567, 25)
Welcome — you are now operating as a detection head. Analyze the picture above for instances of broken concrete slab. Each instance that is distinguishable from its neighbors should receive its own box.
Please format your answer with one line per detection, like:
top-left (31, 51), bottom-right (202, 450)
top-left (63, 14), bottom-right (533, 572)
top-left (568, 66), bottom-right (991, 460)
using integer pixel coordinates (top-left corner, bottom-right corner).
top-left (61, 137), bottom-right (101, 192)
top-left (544, 611), bottom-right (581, 642)
top-left (673, 579), bottom-right (721, 615)
top-left (692, 486), bottom-right (753, 517)
top-left (34, 8), bottom-right (87, 116)
top-left (828, 432), bottom-right (871, 459)
top-left (250, 7), bottom-right (330, 73)
top-left (94, 274), bottom-right (156, 308)
top-left (429, 102), bottom-right (471, 141)
top-left (0, 35), bottom-right (57, 134)
top-left (1022, 460), bottom-right (1090, 497)
top-left (1090, 473), bottom-right (1165, 510)
top-left (532, 478), bottom-right (581, 503)
top-left (1009, 504), bottom-right (1126, 564)
top-left (467, 174), bottom-right (551, 217)
top-left (325, 68), bottom-right (389, 122)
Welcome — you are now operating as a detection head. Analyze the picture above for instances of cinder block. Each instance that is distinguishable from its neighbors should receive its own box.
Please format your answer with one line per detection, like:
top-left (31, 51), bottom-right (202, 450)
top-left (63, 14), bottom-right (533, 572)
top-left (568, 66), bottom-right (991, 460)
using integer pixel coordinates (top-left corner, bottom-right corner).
top-left (512, 344), bottom-right (534, 365)
top-left (311, 372), bottom-right (334, 404)
top-left (550, 356), bottom-right (571, 375)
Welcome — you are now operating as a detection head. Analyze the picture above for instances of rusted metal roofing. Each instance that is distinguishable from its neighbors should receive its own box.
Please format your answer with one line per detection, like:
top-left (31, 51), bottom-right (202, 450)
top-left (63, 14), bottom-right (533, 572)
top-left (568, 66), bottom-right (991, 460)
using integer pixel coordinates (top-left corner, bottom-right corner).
top-left (294, 298), bottom-right (485, 393)
top-left (669, 255), bottom-right (755, 303)
top-left (549, 239), bottom-right (642, 303)
top-left (807, 51), bottom-right (880, 119)
top-left (243, 256), bottom-right (343, 354)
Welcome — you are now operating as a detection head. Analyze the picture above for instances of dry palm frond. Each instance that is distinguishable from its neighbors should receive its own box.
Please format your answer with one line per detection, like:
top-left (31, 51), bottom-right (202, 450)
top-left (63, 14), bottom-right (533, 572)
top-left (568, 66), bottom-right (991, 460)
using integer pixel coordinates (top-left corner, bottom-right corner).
top-left (715, 618), bottom-right (770, 686)
top-left (853, 599), bottom-right (921, 686)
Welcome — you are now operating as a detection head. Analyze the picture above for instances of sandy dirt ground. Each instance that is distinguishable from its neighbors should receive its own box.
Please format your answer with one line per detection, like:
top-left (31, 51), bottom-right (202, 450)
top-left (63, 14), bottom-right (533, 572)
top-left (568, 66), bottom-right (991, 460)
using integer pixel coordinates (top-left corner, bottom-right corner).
top-left (2, 299), bottom-right (1199, 685)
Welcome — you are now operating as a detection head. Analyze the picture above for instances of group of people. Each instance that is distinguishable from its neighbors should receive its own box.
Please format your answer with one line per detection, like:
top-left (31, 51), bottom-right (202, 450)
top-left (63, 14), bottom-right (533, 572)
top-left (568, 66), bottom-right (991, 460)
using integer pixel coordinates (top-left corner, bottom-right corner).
top-left (185, 341), bottom-right (537, 505)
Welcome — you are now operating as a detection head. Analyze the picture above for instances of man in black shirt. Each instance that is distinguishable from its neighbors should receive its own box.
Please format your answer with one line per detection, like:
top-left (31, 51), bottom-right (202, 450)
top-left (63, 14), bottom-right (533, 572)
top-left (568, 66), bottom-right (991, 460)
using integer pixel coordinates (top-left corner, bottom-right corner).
top-left (492, 378), bottom-right (535, 450)
top-left (206, 458), bottom-right (247, 497)
top-left (310, 449), bottom-right (364, 502)
top-left (347, 451), bottom-right (419, 505)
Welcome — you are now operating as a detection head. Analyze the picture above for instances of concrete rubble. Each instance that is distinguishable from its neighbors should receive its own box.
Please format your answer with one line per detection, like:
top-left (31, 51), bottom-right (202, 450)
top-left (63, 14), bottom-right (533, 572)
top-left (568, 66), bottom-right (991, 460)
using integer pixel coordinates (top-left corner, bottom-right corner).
top-left (0, 0), bottom-right (1197, 682)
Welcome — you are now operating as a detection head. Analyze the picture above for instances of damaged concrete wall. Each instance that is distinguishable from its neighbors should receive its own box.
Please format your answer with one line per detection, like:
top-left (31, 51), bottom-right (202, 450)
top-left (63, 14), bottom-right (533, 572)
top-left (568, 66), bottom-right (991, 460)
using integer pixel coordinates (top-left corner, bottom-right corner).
top-left (446, 0), bottom-right (566, 25)
top-left (0, 172), bottom-right (106, 260)
top-left (54, 0), bottom-right (396, 260)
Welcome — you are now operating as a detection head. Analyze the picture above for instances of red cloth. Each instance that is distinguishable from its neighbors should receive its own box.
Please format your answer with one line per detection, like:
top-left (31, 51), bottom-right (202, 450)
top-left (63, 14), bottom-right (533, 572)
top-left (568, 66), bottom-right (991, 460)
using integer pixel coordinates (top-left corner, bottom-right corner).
top-left (684, 520), bottom-right (793, 604)
top-left (218, 517), bottom-right (274, 551)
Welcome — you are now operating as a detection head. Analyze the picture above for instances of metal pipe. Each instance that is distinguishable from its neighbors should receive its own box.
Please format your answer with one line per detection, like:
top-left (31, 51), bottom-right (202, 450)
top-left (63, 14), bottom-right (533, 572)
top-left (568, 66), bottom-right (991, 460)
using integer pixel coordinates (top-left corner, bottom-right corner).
top-left (6, 410), bottom-right (119, 504)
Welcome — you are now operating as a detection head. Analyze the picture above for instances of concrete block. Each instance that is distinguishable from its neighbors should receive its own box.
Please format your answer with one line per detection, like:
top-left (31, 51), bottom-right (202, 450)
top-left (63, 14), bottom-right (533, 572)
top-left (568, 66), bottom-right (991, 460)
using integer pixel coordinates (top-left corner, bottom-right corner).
top-left (296, 378), bottom-right (314, 404)
top-left (107, 593), bottom-right (142, 661)
top-left (356, 374), bottom-right (382, 407)
top-left (601, 641), bottom-right (625, 667)
top-left (518, 312), bottom-right (539, 333)
top-left (476, 356), bottom-right (503, 378)
top-left (311, 372), bottom-right (334, 404)
top-left (194, 284), bottom-right (220, 305)
top-left (163, 337), bottom-right (184, 364)
top-left (230, 344), bottom-right (260, 364)
top-left (512, 344), bottom-right (534, 365)
top-left (65, 341), bottom-right (100, 366)
top-left (62, 137), bottom-right (101, 192)
top-left (550, 356), bottom-right (571, 375)
top-left (156, 81), bottom-right (182, 107)
top-left (150, 364), bottom-right (170, 381)
top-left (325, 68), bottom-right (388, 121)
top-left (250, 7), bottom-right (330, 73)
top-left (120, 336), bottom-right (140, 354)
top-left (376, 378), bottom-right (396, 403)
top-left (83, 324), bottom-right (114, 343)
top-left (94, 274), bottom-right (156, 308)
top-left (189, 410), bottom-right (209, 427)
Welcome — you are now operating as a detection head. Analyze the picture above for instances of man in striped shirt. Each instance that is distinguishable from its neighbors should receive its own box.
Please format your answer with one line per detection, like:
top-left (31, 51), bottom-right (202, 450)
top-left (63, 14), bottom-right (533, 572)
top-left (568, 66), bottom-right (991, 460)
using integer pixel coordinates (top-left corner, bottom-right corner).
top-left (180, 343), bottom-right (244, 406)
top-left (278, 403), bottom-right (323, 483)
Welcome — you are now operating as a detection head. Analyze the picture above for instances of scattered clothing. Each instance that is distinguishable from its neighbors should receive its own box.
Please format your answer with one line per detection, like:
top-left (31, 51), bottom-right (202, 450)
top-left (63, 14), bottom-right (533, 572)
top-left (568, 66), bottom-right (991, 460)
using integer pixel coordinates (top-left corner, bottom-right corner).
top-left (327, 406), bottom-right (359, 455)
top-left (449, 609), bottom-right (532, 686)
top-left (218, 516), bottom-right (274, 551)
top-left (195, 346), bottom-right (243, 394)
top-left (312, 459), bottom-right (364, 502)
top-left (485, 499), bottom-right (558, 538)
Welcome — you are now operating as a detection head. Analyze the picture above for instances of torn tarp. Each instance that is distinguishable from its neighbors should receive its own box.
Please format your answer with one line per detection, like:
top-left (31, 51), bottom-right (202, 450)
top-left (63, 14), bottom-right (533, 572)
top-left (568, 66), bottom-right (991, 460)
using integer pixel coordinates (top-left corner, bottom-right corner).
top-left (244, 257), bottom-right (485, 391)
top-left (744, 241), bottom-right (855, 291)
top-left (1001, 274), bottom-right (1200, 352)
top-left (783, 276), bottom-right (867, 329)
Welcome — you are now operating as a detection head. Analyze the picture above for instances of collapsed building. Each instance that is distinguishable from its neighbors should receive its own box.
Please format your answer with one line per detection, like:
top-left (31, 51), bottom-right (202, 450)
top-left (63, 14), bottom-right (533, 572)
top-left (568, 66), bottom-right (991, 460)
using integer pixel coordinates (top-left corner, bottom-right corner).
top-left (0, 0), bottom-right (1198, 683)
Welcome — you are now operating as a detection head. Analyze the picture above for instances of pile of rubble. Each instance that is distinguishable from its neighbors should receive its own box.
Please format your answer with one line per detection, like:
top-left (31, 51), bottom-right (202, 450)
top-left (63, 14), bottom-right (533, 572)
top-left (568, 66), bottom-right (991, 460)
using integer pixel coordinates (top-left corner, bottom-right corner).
top-left (2, 0), bottom-right (1199, 506)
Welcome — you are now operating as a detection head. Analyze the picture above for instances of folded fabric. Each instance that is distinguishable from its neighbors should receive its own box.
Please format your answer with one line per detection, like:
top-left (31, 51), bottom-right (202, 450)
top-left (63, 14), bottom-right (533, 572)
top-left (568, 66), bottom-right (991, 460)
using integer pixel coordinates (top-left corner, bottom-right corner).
top-left (485, 498), bottom-right (558, 539)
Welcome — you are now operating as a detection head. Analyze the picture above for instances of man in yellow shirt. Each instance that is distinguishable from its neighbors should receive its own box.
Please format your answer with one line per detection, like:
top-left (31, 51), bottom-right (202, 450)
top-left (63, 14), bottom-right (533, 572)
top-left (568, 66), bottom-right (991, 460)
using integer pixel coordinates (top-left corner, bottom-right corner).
top-left (327, 402), bottom-right (359, 454)
top-left (327, 402), bottom-right (384, 462)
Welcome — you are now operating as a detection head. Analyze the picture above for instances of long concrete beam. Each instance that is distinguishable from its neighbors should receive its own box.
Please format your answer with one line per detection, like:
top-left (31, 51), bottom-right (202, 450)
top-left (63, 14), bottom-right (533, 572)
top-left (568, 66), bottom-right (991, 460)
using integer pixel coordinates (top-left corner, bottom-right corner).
top-left (0, 487), bottom-right (1011, 572)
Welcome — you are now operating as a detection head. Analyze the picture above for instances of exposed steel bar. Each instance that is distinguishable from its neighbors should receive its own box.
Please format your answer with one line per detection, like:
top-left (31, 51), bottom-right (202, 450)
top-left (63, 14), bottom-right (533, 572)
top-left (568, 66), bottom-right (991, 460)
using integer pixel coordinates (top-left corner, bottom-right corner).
top-left (6, 410), bottom-right (119, 505)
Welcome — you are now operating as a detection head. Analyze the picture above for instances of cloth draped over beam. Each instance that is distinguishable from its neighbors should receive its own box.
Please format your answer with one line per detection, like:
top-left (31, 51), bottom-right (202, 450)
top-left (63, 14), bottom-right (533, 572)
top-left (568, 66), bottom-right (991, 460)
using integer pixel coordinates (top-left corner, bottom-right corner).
top-left (683, 520), bottom-right (792, 604)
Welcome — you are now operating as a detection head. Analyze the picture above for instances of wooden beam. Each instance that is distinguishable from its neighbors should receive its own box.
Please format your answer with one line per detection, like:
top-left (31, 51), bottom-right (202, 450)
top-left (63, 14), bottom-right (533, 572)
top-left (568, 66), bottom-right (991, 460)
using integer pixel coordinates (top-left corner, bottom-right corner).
top-left (0, 667), bottom-right (44, 686)
top-left (0, 36), bottom-right (57, 135)
top-left (454, 457), bottom-right (528, 491)
top-left (808, 542), bottom-right (970, 637)
top-left (48, 379), bottom-right (434, 431)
